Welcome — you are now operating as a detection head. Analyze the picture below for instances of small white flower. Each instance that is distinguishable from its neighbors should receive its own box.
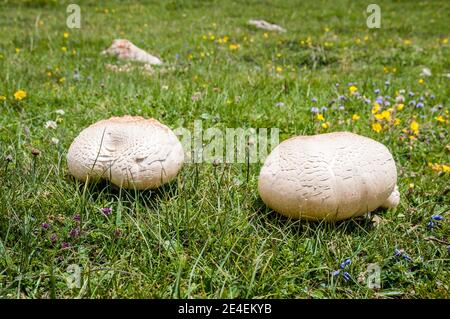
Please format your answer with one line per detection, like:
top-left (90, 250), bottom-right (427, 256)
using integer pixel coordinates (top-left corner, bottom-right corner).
top-left (45, 120), bottom-right (57, 129)
top-left (55, 109), bottom-right (65, 115)
top-left (395, 95), bottom-right (405, 103)
top-left (51, 137), bottom-right (59, 145)
top-left (275, 102), bottom-right (285, 107)
top-left (161, 85), bottom-right (169, 90)
top-left (421, 67), bottom-right (432, 77)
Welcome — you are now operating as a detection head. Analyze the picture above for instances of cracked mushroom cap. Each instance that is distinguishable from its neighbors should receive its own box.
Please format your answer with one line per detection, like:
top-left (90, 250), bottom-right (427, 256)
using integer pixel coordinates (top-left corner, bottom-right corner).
top-left (258, 132), bottom-right (399, 221)
top-left (67, 116), bottom-right (184, 190)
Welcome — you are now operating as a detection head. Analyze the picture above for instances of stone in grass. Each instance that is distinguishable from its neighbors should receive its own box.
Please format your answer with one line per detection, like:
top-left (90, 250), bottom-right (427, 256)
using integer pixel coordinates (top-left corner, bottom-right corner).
top-left (67, 116), bottom-right (184, 190)
top-left (248, 19), bottom-right (286, 32)
top-left (102, 39), bottom-right (163, 65)
top-left (258, 132), bottom-right (400, 221)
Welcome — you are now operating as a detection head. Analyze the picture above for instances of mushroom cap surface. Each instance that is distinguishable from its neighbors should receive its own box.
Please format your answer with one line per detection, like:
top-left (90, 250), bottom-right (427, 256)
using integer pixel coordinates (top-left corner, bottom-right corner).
top-left (258, 132), bottom-right (398, 220)
top-left (67, 116), bottom-right (184, 189)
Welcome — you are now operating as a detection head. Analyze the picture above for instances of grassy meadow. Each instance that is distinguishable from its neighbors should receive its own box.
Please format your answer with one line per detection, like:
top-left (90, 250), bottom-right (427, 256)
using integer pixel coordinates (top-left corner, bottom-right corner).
top-left (0, 0), bottom-right (449, 298)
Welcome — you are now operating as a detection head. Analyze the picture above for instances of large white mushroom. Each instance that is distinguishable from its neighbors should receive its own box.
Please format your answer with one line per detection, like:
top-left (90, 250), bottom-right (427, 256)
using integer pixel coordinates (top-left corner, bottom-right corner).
top-left (248, 19), bottom-right (286, 32)
top-left (258, 132), bottom-right (400, 221)
top-left (67, 116), bottom-right (184, 190)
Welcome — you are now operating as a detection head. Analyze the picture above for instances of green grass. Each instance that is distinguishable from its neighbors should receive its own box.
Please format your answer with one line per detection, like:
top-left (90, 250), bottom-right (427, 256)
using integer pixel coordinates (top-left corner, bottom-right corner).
top-left (0, 0), bottom-right (449, 298)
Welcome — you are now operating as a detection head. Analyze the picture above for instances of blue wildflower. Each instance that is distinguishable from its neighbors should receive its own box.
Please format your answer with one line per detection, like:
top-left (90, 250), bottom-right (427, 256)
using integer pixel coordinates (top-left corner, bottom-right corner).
top-left (321, 106), bottom-right (328, 112)
top-left (385, 80), bottom-right (390, 86)
top-left (409, 100), bottom-right (416, 106)
top-left (431, 215), bottom-right (444, 221)
top-left (310, 106), bottom-right (320, 113)
top-left (311, 97), bottom-right (318, 103)
top-left (374, 89), bottom-right (380, 94)
top-left (332, 270), bottom-right (341, 277)
top-left (340, 258), bottom-right (351, 269)
top-left (338, 105), bottom-right (345, 110)
top-left (342, 272), bottom-right (351, 281)
top-left (427, 221), bottom-right (435, 229)
top-left (409, 91), bottom-right (415, 97)
top-left (394, 249), bottom-right (402, 257)
top-left (416, 102), bottom-right (424, 108)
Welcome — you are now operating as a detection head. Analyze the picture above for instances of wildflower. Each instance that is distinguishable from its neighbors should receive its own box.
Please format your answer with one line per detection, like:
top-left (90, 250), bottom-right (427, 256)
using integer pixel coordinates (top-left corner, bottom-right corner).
top-left (397, 103), bottom-right (404, 111)
top-left (432, 215), bottom-right (444, 221)
top-left (340, 259), bottom-right (351, 269)
top-left (385, 80), bottom-right (390, 86)
top-left (41, 223), bottom-right (50, 230)
top-left (0, 95), bottom-right (6, 101)
top-left (416, 102), bottom-right (424, 108)
top-left (409, 100), bottom-right (416, 106)
top-left (372, 104), bottom-right (381, 114)
top-left (342, 272), bottom-right (351, 281)
top-left (61, 242), bottom-right (70, 249)
top-left (15, 48), bottom-right (21, 54)
top-left (338, 95), bottom-right (345, 101)
top-left (45, 120), bottom-right (57, 129)
top-left (408, 91), bottom-right (415, 97)
top-left (321, 122), bottom-right (329, 129)
top-left (338, 105), bottom-right (345, 110)
top-left (275, 102), bottom-right (285, 107)
top-left (14, 90), bottom-right (27, 101)
top-left (311, 97), bottom-right (318, 103)
top-left (310, 107), bottom-right (319, 113)
top-left (50, 234), bottom-right (58, 243)
top-left (395, 95), bottom-right (405, 103)
top-left (276, 66), bottom-right (283, 73)
top-left (73, 214), bottom-right (81, 221)
top-left (191, 92), bottom-right (202, 102)
top-left (229, 44), bottom-right (240, 50)
top-left (332, 270), bottom-right (341, 277)
top-left (316, 114), bottom-right (325, 121)
top-left (55, 109), bottom-right (65, 115)
top-left (263, 32), bottom-right (269, 38)
top-left (443, 165), bottom-right (450, 173)
top-left (61, 46), bottom-right (67, 52)
top-left (372, 122), bottom-right (382, 133)
top-left (436, 115), bottom-right (445, 123)
top-left (69, 228), bottom-right (79, 238)
top-left (5, 154), bottom-right (13, 162)
top-left (403, 39), bottom-right (412, 45)
top-left (348, 85), bottom-right (358, 95)
top-left (427, 221), bottom-right (435, 229)
top-left (352, 114), bottom-right (360, 121)
top-left (394, 118), bottom-right (401, 126)
top-left (101, 207), bottom-right (112, 216)
top-left (374, 89), bottom-right (380, 95)
top-left (410, 120), bottom-right (419, 135)
top-left (63, 32), bottom-right (70, 38)
top-left (418, 79), bottom-right (424, 85)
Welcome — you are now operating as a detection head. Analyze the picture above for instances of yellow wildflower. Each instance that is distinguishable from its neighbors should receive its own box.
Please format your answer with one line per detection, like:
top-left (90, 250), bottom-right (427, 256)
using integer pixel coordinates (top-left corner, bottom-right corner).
top-left (397, 103), bottom-right (404, 111)
top-left (381, 110), bottom-right (391, 121)
top-left (15, 48), bottom-right (21, 54)
top-left (375, 113), bottom-right (384, 120)
top-left (229, 44), bottom-right (240, 50)
top-left (263, 32), bottom-right (269, 39)
top-left (63, 32), bottom-right (69, 38)
top-left (436, 115), bottom-right (445, 123)
top-left (442, 38), bottom-right (448, 44)
top-left (276, 66), bottom-right (283, 73)
top-left (0, 95), bottom-right (6, 101)
top-left (59, 77), bottom-right (65, 83)
top-left (408, 183), bottom-right (415, 189)
top-left (316, 114), bottom-right (325, 121)
top-left (394, 118), bottom-right (401, 126)
top-left (352, 114), bottom-right (360, 121)
top-left (348, 85), bottom-right (358, 95)
top-left (372, 103), bottom-right (381, 114)
top-left (372, 122), bottom-right (382, 133)
top-left (14, 90), bottom-right (27, 101)
top-left (321, 122), bottom-right (329, 129)
top-left (61, 46), bottom-right (67, 52)
top-left (418, 79), bottom-right (424, 85)
top-left (403, 39), bottom-right (412, 45)
top-left (443, 165), bottom-right (450, 173)
top-left (410, 120), bottom-right (419, 135)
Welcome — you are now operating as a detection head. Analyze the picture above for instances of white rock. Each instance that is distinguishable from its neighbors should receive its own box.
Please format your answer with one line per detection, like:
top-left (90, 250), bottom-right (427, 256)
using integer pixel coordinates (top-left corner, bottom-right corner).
top-left (102, 39), bottom-right (163, 65)
top-left (258, 132), bottom-right (399, 220)
top-left (67, 116), bottom-right (184, 190)
top-left (248, 19), bottom-right (286, 32)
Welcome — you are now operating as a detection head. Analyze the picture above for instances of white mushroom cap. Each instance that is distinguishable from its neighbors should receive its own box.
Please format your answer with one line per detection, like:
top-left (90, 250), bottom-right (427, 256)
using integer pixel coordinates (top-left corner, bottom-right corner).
top-left (67, 116), bottom-right (184, 190)
top-left (102, 39), bottom-right (163, 65)
top-left (258, 132), bottom-right (399, 221)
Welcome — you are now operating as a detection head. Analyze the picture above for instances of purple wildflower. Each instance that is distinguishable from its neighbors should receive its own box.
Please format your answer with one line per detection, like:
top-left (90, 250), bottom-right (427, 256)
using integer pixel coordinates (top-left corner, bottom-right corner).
top-left (409, 100), bottom-right (416, 106)
top-left (41, 223), bottom-right (50, 230)
top-left (384, 101), bottom-right (391, 106)
top-left (321, 106), bottom-right (328, 112)
top-left (50, 234), bottom-right (57, 243)
top-left (332, 270), bottom-right (341, 277)
top-left (394, 249), bottom-right (402, 257)
top-left (338, 95), bottom-right (346, 101)
top-left (69, 228), bottom-right (80, 238)
top-left (376, 96), bottom-right (384, 104)
top-left (311, 97), bottom-right (318, 103)
top-left (101, 207), bottom-right (112, 216)
top-left (408, 91), bottom-right (415, 97)
top-left (416, 102), bottom-right (424, 108)
top-left (427, 221), bottom-right (435, 229)
top-left (431, 215), bottom-right (444, 221)
top-left (310, 106), bottom-right (320, 113)
top-left (73, 214), bottom-right (81, 221)
top-left (114, 229), bottom-right (122, 237)
top-left (61, 242), bottom-right (70, 249)
top-left (374, 89), bottom-right (380, 95)
top-left (338, 105), bottom-right (345, 110)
